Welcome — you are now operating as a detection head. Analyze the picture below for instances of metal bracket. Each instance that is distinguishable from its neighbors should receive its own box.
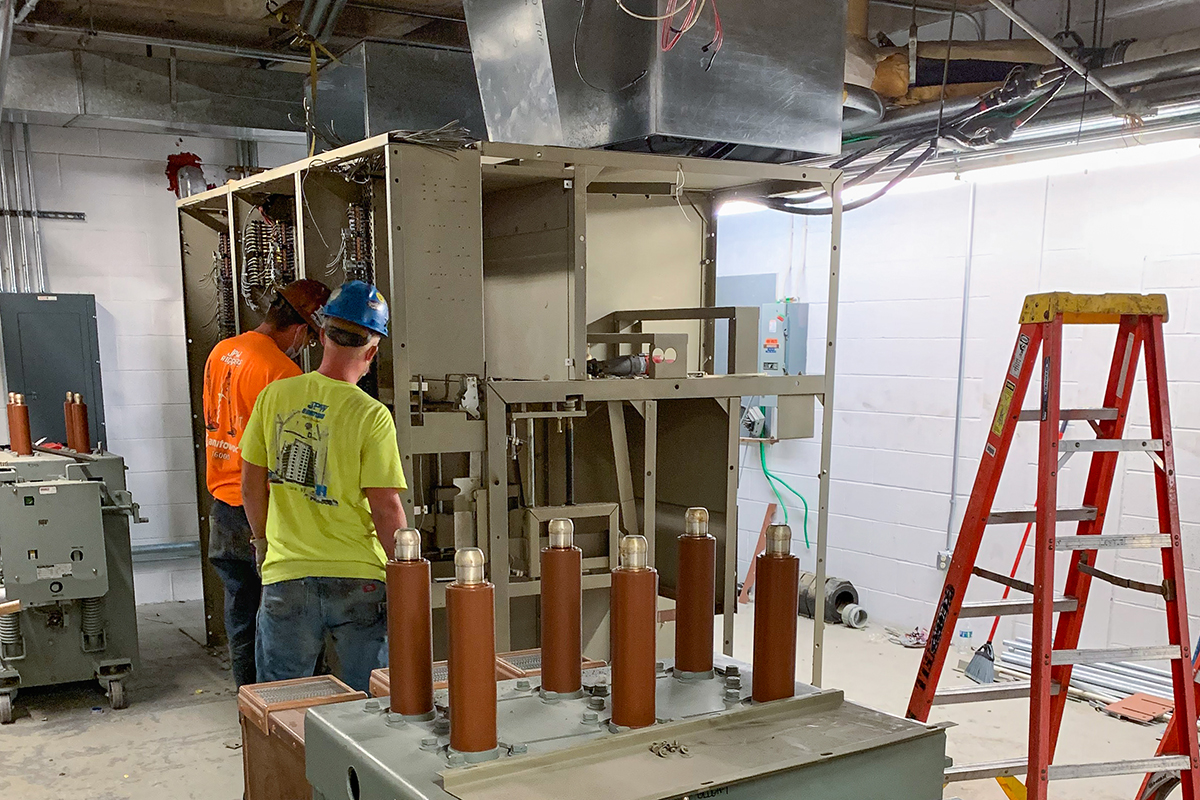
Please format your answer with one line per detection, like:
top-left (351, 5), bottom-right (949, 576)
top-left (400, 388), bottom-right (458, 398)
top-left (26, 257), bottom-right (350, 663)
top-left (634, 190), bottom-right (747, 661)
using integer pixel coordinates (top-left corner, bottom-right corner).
top-left (1078, 560), bottom-right (1174, 600)
top-left (0, 209), bottom-right (86, 221)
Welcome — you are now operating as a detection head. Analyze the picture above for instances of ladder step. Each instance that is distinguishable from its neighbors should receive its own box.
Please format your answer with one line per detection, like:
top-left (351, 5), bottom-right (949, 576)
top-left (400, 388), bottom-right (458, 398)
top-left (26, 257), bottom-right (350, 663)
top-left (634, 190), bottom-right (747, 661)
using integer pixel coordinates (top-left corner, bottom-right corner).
top-left (1051, 645), bottom-right (1182, 666)
top-left (1056, 533), bottom-right (1173, 551)
top-left (959, 597), bottom-right (1079, 618)
top-left (945, 755), bottom-right (1191, 783)
top-left (944, 758), bottom-right (1027, 782)
top-left (1049, 756), bottom-right (1191, 781)
top-left (1061, 438), bottom-right (1163, 453)
top-left (1019, 408), bottom-right (1118, 422)
top-left (932, 680), bottom-right (1062, 705)
top-left (988, 507), bottom-right (1097, 525)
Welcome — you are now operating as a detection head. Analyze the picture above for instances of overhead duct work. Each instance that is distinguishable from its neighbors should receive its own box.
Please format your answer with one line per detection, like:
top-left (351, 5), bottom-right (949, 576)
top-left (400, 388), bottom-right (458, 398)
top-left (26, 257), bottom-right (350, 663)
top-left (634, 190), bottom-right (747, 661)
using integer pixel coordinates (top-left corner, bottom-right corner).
top-left (461, 0), bottom-right (845, 160)
top-left (312, 41), bottom-right (485, 146)
top-left (4, 48), bottom-right (305, 135)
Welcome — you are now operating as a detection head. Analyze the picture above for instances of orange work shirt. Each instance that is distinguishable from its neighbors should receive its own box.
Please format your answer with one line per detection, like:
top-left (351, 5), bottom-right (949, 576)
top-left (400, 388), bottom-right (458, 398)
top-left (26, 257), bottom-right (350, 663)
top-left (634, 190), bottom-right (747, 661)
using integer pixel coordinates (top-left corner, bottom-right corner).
top-left (202, 331), bottom-right (301, 506)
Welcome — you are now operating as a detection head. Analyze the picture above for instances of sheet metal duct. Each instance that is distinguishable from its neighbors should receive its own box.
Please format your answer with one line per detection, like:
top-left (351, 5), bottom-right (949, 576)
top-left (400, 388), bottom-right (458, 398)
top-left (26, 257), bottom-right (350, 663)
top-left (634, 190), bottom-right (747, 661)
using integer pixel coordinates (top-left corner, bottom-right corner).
top-left (313, 41), bottom-right (485, 144)
top-left (5, 49), bottom-right (305, 133)
top-left (462, 0), bottom-right (845, 159)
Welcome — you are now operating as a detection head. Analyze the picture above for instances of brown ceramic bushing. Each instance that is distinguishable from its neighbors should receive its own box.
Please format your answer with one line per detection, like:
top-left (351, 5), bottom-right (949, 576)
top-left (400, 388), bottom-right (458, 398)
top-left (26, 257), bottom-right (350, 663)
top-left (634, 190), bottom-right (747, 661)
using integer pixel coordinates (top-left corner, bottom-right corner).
top-left (386, 532), bottom-right (434, 718)
top-left (752, 525), bottom-right (800, 703)
top-left (675, 508), bottom-right (716, 676)
top-left (73, 394), bottom-right (90, 453)
top-left (446, 549), bottom-right (497, 754)
top-left (541, 519), bottom-right (582, 695)
top-left (611, 535), bottom-right (658, 729)
top-left (7, 396), bottom-right (31, 455)
top-left (64, 393), bottom-right (79, 450)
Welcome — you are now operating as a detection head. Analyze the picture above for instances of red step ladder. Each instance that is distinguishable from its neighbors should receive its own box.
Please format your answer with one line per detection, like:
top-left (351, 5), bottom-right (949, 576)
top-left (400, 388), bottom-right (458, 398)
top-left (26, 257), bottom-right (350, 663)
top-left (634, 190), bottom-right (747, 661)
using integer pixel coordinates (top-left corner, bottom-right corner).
top-left (904, 292), bottom-right (1199, 799)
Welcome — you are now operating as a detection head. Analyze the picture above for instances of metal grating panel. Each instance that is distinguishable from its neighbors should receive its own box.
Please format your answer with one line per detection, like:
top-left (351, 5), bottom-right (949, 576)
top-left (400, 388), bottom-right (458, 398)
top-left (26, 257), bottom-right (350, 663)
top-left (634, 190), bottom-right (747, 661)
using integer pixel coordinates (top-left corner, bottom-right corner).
top-left (505, 652), bottom-right (544, 672)
top-left (253, 676), bottom-right (353, 705)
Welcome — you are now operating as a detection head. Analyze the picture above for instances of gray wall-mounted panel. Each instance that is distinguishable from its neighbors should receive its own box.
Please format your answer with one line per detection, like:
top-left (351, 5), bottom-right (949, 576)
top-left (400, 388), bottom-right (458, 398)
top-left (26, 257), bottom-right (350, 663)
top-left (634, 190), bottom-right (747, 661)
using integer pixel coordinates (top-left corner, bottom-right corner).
top-left (0, 293), bottom-right (106, 447)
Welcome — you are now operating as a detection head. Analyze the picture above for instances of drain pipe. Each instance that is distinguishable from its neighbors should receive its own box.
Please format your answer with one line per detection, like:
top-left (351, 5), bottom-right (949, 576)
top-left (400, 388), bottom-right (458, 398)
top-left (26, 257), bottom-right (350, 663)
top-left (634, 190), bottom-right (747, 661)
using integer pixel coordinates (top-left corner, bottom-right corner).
top-left (21, 122), bottom-right (43, 291)
top-left (946, 181), bottom-right (976, 553)
top-left (0, 0), bottom-right (13, 293)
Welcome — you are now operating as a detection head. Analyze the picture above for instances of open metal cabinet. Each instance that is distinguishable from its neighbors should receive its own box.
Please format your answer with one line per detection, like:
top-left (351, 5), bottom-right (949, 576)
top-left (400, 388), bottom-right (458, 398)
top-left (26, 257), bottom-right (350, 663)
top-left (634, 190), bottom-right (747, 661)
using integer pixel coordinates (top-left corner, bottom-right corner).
top-left (177, 136), bottom-right (843, 682)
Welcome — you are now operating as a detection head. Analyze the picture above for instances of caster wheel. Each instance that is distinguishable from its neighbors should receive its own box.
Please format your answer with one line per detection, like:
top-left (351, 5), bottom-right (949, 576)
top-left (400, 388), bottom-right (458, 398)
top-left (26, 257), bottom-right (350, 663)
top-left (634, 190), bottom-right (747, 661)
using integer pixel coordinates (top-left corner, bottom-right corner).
top-left (107, 680), bottom-right (127, 710)
top-left (0, 693), bottom-right (12, 724)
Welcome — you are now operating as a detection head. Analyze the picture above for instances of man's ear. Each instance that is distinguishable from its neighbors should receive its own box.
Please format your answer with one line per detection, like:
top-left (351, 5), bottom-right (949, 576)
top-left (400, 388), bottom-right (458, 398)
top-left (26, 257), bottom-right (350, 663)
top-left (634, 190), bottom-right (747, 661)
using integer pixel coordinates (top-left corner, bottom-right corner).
top-left (318, 328), bottom-right (327, 346)
top-left (365, 342), bottom-right (380, 362)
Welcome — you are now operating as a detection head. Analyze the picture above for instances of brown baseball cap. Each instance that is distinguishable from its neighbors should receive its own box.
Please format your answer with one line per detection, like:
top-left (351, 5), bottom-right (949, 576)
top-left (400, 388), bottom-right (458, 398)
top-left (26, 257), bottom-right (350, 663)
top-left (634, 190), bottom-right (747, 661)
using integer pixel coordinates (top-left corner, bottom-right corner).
top-left (277, 279), bottom-right (332, 333)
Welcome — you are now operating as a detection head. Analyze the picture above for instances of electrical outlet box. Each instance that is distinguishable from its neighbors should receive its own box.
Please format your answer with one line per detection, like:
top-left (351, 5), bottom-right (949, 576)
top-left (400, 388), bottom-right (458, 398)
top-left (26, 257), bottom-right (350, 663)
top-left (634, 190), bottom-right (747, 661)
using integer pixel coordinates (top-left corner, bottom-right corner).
top-left (936, 550), bottom-right (952, 571)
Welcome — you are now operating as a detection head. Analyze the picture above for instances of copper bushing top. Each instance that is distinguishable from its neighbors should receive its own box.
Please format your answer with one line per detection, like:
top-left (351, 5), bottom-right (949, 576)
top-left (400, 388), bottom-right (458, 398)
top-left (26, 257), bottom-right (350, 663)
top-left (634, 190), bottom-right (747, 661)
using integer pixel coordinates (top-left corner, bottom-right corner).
top-left (394, 528), bottom-right (422, 561)
top-left (619, 535), bottom-right (649, 570)
top-left (548, 518), bottom-right (574, 549)
top-left (766, 524), bottom-right (792, 556)
top-left (683, 507), bottom-right (710, 537)
top-left (454, 547), bottom-right (485, 585)
top-left (73, 392), bottom-right (82, 403)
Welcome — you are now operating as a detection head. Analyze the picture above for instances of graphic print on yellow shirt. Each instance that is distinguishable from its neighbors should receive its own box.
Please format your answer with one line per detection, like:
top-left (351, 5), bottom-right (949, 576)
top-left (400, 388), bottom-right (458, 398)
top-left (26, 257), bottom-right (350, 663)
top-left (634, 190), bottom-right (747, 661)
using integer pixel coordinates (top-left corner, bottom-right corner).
top-left (240, 371), bottom-right (407, 585)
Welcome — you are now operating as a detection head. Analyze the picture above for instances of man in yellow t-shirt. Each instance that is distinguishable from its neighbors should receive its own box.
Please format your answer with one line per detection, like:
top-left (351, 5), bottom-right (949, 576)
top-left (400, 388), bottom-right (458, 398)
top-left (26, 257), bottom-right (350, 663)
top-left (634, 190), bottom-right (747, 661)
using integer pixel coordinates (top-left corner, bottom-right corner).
top-left (240, 281), bottom-right (407, 691)
top-left (201, 279), bottom-right (330, 687)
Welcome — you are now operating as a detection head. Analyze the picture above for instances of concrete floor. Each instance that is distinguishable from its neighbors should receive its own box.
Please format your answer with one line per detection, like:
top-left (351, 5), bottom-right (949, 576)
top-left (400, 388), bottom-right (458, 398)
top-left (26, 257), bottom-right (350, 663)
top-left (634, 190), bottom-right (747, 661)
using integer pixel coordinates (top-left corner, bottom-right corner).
top-left (0, 599), bottom-right (1167, 800)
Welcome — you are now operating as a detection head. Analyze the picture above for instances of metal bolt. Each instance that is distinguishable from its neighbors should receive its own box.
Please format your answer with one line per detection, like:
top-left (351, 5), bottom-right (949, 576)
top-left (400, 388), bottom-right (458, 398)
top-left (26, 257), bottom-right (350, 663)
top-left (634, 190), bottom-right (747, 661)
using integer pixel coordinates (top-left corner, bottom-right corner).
top-left (516, 679), bottom-right (530, 691)
top-left (582, 710), bottom-right (598, 723)
top-left (725, 676), bottom-right (741, 689)
top-left (420, 736), bottom-right (438, 751)
top-left (725, 665), bottom-right (740, 677)
top-left (364, 699), bottom-right (380, 712)
top-left (386, 711), bottom-right (406, 727)
top-left (510, 742), bottom-right (528, 754)
top-left (724, 688), bottom-right (741, 702)
top-left (588, 696), bottom-right (605, 710)
top-left (447, 752), bottom-right (466, 766)
top-left (433, 718), bottom-right (450, 735)
top-left (655, 661), bottom-right (665, 673)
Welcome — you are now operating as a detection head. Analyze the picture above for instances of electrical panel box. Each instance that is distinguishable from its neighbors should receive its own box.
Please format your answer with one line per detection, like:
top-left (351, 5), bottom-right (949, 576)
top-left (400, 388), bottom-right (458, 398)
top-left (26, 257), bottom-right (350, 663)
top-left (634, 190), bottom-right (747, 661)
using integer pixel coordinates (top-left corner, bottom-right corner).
top-left (0, 478), bottom-right (109, 604)
top-left (758, 301), bottom-right (808, 377)
top-left (0, 293), bottom-right (106, 447)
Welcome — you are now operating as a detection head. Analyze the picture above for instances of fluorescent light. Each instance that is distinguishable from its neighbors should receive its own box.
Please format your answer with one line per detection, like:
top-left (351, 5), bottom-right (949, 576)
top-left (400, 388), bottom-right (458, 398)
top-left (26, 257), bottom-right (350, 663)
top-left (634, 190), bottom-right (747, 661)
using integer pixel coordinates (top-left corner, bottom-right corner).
top-left (717, 199), bottom-right (768, 216)
top-left (960, 137), bottom-right (1200, 184)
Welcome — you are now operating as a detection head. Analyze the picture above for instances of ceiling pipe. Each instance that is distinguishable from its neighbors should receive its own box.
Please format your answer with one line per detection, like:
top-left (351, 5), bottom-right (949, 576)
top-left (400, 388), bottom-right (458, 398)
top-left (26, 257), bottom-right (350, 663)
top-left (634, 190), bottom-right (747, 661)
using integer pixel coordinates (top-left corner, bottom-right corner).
top-left (316, 0), bottom-right (350, 42)
top-left (984, 0), bottom-right (1131, 111)
top-left (14, 21), bottom-right (317, 64)
top-left (862, 46), bottom-right (1200, 135)
top-left (869, 0), bottom-right (984, 40)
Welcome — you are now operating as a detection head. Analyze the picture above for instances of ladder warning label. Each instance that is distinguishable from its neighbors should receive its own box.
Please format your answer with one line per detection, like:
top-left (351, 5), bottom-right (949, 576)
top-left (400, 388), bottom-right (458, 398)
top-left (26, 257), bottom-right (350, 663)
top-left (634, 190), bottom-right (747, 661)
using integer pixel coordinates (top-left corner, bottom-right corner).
top-left (992, 380), bottom-right (1016, 436)
top-left (1009, 334), bottom-right (1030, 378)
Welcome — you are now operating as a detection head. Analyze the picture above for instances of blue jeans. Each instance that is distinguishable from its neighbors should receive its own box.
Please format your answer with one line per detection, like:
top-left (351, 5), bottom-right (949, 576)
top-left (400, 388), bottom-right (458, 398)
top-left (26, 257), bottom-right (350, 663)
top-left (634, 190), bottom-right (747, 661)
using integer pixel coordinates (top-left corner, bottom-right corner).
top-left (208, 500), bottom-right (260, 688)
top-left (256, 577), bottom-right (386, 692)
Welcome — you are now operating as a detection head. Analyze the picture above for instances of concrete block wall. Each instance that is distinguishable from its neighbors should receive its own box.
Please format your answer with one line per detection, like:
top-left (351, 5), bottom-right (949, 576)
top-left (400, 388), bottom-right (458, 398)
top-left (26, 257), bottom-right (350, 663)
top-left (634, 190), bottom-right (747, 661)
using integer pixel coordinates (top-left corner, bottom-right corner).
top-left (722, 139), bottom-right (1200, 652)
top-left (6, 125), bottom-right (305, 603)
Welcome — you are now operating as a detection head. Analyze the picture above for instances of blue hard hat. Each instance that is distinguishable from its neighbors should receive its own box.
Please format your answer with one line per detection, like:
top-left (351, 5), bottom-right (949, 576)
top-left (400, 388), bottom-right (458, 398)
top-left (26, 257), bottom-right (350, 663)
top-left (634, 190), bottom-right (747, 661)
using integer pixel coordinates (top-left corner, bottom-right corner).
top-left (319, 280), bottom-right (390, 338)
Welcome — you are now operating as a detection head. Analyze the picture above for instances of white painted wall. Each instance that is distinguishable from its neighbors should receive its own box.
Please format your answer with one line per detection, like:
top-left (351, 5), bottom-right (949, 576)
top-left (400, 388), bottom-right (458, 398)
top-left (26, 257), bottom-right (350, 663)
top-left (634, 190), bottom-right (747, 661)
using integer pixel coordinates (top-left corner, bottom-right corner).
top-left (722, 138), bottom-right (1200, 652)
top-left (5, 124), bottom-right (305, 602)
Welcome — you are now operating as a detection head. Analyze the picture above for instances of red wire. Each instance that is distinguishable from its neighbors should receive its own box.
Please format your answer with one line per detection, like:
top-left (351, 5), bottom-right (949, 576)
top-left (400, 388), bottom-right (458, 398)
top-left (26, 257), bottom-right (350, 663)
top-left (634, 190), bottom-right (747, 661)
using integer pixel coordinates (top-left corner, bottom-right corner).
top-left (661, 0), bottom-right (700, 51)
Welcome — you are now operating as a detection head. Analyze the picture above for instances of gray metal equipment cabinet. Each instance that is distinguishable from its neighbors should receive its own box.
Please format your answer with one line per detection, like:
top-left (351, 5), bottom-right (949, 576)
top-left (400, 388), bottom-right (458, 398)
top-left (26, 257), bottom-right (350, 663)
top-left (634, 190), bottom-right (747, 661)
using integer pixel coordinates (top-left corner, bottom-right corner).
top-left (176, 137), bottom-right (845, 682)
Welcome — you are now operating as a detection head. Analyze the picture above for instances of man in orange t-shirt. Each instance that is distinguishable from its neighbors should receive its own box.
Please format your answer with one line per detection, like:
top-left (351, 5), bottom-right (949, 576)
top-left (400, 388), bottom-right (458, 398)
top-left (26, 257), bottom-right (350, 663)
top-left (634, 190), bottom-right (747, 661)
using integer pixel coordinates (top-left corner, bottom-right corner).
top-left (202, 279), bottom-right (330, 686)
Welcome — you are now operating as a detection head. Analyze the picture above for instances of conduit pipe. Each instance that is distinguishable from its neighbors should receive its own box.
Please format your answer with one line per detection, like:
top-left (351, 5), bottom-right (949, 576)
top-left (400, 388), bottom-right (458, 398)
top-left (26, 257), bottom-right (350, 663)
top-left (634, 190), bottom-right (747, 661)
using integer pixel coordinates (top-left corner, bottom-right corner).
top-left (21, 122), bottom-right (43, 291)
top-left (9, 123), bottom-right (28, 291)
top-left (865, 46), bottom-right (1200, 135)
